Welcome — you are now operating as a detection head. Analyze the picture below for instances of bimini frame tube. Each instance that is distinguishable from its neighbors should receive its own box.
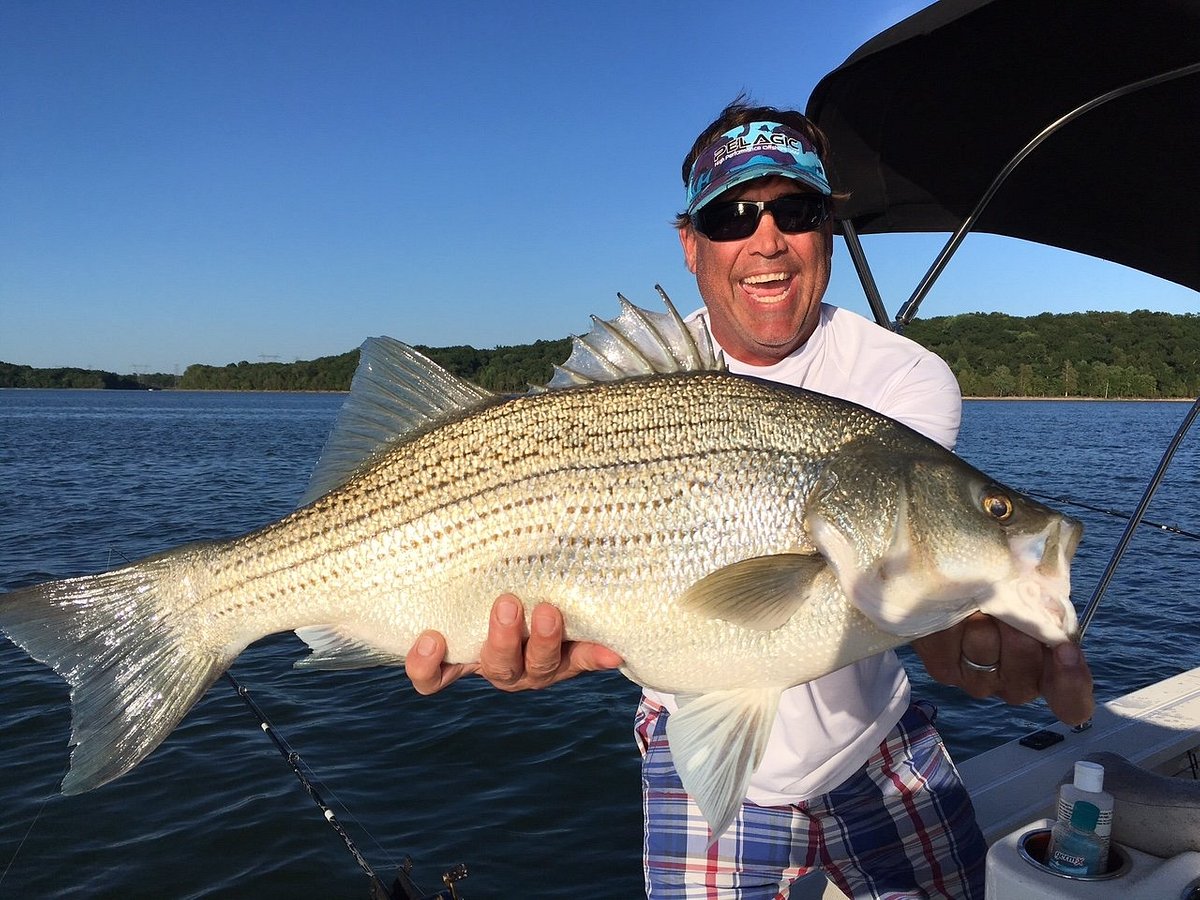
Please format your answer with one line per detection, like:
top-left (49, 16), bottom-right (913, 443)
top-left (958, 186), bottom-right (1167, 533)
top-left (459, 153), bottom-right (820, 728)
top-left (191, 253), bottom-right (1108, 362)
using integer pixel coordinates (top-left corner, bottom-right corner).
top-left (840, 218), bottom-right (892, 328)
top-left (894, 60), bottom-right (1200, 327)
top-left (837, 60), bottom-right (1200, 332)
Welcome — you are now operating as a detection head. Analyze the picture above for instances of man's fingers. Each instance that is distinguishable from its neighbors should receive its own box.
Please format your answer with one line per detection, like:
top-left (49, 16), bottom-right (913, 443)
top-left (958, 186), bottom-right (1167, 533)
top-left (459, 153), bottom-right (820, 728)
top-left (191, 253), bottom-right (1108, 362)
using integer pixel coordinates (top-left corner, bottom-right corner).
top-left (912, 613), bottom-right (1004, 696)
top-left (522, 603), bottom-right (566, 684)
top-left (564, 640), bottom-right (625, 674)
top-left (910, 626), bottom-right (963, 685)
top-left (959, 613), bottom-right (1000, 668)
top-left (479, 594), bottom-right (532, 688)
top-left (992, 627), bottom-right (1043, 705)
top-left (913, 613), bottom-right (1096, 726)
top-left (1042, 641), bottom-right (1095, 726)
top-left (405, 631), bottom-right (447, 694)
top-left (406, 630), bottom-right (480, 695)
top-left (957, 613), bottom-right (1002, 698)
top-left (405, 595), bottom-right (624, 695)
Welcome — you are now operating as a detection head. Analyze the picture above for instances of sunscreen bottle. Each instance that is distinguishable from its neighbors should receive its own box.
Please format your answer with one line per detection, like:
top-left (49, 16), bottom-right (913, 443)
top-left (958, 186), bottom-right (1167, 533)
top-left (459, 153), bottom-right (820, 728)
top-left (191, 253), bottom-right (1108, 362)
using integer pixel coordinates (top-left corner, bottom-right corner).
top-left (1055, 760), bottom-right (1114, 855)
top-left (1047, 800), bottom-right (1106, 876)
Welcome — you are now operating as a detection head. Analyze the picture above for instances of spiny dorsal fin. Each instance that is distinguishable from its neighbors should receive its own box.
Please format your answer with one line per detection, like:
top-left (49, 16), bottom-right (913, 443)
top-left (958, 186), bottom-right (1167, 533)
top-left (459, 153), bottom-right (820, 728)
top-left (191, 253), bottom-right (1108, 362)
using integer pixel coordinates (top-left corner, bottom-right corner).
top-left (547, 286), bottom-right (725, 389)
top-left (300, 337), bottom-right (495, 506)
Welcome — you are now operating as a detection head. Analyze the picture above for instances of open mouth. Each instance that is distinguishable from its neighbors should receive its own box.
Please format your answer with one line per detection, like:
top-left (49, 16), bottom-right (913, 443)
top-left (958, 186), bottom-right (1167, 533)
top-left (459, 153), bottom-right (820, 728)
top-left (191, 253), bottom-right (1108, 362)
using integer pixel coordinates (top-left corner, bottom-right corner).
top-left (741, 273), bottom-right (793, 302)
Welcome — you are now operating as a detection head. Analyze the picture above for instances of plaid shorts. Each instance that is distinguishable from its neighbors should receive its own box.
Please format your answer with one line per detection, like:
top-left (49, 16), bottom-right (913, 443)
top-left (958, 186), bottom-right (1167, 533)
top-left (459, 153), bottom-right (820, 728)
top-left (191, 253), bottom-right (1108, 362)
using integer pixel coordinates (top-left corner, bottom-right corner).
top-left (635, 697), bottom-right (986, 899)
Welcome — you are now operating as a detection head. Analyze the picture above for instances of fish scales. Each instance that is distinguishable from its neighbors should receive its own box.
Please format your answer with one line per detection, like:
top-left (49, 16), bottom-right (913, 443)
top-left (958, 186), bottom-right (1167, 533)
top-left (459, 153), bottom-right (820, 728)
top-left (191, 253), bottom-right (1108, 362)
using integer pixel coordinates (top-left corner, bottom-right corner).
top-left (188, 373), bottom-right (842, 668)
top-left (0, 298), bottom-right (1082, 838)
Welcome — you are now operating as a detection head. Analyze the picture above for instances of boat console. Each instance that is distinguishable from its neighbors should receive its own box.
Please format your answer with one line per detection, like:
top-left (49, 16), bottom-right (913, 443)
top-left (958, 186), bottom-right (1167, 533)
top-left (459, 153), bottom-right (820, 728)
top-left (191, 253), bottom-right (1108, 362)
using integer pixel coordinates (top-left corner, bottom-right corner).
top-left (967, 669), bottom-right (1200, 899)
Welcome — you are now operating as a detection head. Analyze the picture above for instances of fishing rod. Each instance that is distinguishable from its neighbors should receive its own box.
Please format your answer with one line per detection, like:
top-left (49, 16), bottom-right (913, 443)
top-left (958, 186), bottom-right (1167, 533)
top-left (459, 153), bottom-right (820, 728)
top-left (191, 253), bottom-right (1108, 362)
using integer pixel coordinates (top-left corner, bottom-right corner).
top-left (225, 672), bottom-right (467, 899)
top-left (1025, 492), bottom-right (1200, 542)
top-left (1076, 394), bottom-right (1200, 641)
top-left (103, 550), bottom-right (465, 897)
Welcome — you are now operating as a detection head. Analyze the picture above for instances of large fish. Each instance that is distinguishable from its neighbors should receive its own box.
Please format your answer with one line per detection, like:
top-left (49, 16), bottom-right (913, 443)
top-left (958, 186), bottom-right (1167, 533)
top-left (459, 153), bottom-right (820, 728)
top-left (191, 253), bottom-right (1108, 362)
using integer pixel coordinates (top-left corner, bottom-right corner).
top-left (0, 292), bottom-right (1081, 840)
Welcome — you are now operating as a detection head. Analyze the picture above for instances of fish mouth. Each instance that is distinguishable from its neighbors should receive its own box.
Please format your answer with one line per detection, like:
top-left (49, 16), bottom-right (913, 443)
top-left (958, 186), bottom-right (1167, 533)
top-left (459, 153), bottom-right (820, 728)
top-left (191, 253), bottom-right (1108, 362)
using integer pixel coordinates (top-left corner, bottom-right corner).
top-left (980, 516), bottom-right (1083, 644)
top-left (1009, 577), bottom-right (1079, 642)
top-left (1022, 514), bottom-right (1083, 581)
top-left (1046, 514), bottom-right (1083, 573)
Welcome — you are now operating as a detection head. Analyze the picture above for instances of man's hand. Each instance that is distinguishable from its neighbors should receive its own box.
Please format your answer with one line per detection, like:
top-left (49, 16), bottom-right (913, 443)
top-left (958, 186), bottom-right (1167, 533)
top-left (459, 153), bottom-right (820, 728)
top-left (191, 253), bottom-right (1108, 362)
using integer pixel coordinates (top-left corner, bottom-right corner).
top-left (912, 612), bottom-right (1094, 725)
top-left (405, 593), bottom-right (624, 695)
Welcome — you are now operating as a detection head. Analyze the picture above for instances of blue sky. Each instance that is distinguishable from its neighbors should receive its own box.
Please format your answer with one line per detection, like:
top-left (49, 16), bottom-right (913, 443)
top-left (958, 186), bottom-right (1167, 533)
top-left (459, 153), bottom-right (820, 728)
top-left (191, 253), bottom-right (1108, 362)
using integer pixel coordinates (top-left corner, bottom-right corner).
top-left (2, 1), bottom-right (1195, 375)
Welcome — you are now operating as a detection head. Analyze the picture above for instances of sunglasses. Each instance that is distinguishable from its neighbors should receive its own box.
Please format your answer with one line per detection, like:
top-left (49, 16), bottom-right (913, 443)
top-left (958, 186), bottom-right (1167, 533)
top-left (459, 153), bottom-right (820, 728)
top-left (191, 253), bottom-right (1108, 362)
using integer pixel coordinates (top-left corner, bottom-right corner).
top-left (690, 194), bottom-right (830, 242)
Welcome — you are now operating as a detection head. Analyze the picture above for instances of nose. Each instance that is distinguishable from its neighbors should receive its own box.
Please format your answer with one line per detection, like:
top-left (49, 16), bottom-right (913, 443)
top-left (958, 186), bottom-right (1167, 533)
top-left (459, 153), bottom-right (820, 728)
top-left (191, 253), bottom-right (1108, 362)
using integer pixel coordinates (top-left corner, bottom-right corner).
top-left (746, 210), bottom-right (789, 254)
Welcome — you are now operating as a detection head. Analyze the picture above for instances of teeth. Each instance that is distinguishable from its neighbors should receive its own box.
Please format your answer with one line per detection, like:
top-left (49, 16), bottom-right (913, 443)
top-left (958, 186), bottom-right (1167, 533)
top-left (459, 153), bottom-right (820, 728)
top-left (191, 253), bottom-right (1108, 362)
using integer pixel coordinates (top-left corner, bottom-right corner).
top-left (743, 273), bottom-right (788, 285)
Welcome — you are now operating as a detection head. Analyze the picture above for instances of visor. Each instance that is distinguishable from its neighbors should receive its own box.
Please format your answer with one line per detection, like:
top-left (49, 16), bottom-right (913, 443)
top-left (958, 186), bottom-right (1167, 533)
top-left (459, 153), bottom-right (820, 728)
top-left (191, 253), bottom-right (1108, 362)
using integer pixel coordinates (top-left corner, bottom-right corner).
top-left (685, 121), bottom-right (831, 215)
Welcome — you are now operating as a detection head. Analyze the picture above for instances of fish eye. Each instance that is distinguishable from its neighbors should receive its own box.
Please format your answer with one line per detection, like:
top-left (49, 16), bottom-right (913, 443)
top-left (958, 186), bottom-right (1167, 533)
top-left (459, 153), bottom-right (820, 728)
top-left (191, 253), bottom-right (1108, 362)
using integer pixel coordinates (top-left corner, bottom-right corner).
top-left (982, 490), bottom-right (1014, 522)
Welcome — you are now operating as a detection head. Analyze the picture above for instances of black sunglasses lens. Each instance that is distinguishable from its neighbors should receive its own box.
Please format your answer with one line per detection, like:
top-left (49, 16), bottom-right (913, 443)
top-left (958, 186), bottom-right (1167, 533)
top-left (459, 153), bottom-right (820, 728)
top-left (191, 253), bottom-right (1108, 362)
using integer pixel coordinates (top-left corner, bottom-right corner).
top-left (694, 202), bottom-right (760, 241)
top-left (693, 196), bottom-right (828, 241)
top-left (771, 196), bottom-right (828, 232)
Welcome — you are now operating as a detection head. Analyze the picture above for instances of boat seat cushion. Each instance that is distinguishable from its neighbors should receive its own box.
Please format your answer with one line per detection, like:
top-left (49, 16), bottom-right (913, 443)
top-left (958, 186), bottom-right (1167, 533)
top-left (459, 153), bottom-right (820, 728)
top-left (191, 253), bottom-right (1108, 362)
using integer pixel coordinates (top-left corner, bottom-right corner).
top-left (1076, 751), bottom-right (1200, 858)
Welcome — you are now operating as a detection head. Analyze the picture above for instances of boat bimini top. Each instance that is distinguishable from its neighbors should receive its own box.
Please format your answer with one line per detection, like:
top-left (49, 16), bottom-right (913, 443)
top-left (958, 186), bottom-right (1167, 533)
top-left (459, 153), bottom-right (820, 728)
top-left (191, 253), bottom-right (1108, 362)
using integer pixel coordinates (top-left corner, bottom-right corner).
top-left (804, 0), bottom-right (1200, 328)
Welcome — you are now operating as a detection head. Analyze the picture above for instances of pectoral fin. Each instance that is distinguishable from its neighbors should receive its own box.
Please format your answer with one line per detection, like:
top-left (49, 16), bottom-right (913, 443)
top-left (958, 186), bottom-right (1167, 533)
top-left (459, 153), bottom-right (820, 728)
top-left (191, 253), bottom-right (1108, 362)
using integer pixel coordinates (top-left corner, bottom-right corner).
top-left (667, 688), bottom-right (782, 842)
top-left (678, 554), bottom-right (827, 630)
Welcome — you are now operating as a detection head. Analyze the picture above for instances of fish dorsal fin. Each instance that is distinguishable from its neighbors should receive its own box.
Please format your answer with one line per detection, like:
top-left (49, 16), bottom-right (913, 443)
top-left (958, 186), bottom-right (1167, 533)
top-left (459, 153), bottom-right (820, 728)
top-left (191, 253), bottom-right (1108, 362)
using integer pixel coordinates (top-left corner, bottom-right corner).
top-left (300, 337), bottom-right (495, 506)
top-left (301, 288), bottom-right (717, 505)
top-left (679, 554), bottom-right (827, 630)
top-left (546, 286), bottom-right (725, 389)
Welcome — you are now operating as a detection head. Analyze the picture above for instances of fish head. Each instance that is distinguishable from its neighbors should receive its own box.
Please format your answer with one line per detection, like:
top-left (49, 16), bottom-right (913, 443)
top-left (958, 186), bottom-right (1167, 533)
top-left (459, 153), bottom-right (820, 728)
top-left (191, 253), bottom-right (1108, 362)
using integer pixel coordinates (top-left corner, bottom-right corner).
top-left (805, 444), bottom-right (1082, 645)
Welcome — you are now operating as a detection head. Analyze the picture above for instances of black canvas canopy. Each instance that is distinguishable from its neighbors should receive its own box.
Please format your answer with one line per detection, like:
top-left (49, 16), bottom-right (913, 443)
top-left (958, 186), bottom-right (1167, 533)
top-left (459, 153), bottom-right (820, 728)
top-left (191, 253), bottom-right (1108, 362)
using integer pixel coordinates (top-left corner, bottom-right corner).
top-left (806, 0), bottom-right (1200, 303)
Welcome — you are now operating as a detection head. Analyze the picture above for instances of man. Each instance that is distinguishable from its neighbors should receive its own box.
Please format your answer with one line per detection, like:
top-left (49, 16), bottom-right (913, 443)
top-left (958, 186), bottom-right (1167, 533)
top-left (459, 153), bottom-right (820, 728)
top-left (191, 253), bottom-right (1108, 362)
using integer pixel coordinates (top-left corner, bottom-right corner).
top-left (406, 100), bottom-right (1094, 898)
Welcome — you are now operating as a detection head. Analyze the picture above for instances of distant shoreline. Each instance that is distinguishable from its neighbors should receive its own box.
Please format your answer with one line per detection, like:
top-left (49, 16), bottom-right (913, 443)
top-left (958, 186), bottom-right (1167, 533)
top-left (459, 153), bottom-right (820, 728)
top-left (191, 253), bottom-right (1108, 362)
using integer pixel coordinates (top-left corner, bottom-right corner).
top-left (2, 385), bottom-right (1193, 402)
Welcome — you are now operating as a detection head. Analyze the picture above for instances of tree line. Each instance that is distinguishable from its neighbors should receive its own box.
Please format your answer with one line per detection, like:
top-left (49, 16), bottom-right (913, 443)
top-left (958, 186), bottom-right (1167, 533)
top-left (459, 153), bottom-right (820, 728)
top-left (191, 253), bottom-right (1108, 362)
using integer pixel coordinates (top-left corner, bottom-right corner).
top-left (0, 362), bottom-right (166, 390)
top-left (3, 310), bottom-right (1196, 398)
top-left (169, 338), bottom-right (574, 393)
top-left (904, 309), bottom-right (1198, 398)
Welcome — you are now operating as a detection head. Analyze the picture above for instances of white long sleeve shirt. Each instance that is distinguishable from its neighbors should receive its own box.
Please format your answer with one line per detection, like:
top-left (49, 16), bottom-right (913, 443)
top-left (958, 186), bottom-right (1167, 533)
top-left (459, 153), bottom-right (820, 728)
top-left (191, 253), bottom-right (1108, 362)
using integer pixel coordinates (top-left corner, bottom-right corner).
top-left (643, 302), bottom-right (962, 804)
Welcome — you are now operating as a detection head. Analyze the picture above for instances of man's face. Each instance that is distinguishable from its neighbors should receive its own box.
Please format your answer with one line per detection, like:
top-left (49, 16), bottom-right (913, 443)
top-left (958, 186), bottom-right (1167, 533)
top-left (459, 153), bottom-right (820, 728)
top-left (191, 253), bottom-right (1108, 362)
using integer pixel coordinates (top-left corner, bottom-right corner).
top-left (679, 176), bottom-right (832, 366)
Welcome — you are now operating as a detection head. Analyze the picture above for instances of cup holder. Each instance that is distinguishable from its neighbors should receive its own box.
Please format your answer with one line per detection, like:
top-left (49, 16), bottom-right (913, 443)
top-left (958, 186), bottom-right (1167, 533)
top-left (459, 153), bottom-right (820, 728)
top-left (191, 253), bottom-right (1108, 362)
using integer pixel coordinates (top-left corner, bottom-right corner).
top-left (1017, 828), bottom-right (1131, 881)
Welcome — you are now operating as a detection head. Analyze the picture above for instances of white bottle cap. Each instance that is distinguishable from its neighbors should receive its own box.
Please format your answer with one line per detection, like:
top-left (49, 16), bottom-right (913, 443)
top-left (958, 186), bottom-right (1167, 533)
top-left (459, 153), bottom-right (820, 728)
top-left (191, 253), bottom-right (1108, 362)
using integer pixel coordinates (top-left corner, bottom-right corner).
top-left (1074, 760), bottom-right (1105, 793)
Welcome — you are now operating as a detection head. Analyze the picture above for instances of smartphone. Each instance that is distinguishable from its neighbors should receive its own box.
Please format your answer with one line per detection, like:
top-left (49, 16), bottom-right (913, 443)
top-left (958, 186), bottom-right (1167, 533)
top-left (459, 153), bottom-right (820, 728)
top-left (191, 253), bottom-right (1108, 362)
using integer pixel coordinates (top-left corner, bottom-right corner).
top-left (1018, 729), bottom-right (1065, 751)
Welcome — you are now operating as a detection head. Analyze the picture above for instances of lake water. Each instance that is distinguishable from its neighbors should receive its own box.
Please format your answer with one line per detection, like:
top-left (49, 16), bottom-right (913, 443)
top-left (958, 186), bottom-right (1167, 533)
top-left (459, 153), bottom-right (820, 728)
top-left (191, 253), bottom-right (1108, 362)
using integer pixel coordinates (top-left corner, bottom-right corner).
top-left (1, 389), bottom-right (1197, 899)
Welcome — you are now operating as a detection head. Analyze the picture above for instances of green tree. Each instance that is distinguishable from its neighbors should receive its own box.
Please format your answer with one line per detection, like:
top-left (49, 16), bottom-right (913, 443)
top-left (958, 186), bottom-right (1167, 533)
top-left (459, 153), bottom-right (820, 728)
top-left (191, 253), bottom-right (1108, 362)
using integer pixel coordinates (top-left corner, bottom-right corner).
top-left (1062, 360), bottom-right (1078, 397)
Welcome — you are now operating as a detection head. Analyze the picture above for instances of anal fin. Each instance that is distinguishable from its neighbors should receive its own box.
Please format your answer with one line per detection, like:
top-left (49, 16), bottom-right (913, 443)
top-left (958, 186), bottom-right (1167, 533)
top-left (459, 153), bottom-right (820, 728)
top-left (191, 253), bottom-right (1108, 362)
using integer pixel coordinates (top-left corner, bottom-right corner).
top-left (294, 626), bottom-right (407, 670)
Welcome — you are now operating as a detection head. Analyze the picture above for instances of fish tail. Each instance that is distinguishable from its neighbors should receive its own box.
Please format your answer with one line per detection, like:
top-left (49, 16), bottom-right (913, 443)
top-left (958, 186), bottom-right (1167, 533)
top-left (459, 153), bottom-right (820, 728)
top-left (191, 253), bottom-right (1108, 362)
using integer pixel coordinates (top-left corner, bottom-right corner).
top-left (0, 547), bottom-right (236, 794)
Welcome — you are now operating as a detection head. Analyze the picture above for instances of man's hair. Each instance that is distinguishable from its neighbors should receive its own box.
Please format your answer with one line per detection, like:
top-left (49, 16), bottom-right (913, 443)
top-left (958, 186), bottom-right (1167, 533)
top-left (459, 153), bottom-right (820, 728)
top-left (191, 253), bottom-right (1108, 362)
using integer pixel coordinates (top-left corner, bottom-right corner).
top-left (674, 95), bottom-right (835, 229)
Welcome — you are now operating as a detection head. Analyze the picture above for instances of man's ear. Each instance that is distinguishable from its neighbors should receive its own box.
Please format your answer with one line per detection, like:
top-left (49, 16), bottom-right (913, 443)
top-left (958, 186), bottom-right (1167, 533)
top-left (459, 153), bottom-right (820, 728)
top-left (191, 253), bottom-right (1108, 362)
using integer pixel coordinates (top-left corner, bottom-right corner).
top-left (679, 224), bottom-right (698, 274)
